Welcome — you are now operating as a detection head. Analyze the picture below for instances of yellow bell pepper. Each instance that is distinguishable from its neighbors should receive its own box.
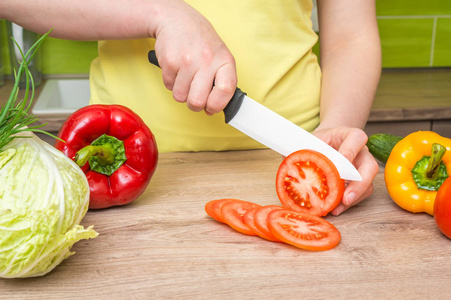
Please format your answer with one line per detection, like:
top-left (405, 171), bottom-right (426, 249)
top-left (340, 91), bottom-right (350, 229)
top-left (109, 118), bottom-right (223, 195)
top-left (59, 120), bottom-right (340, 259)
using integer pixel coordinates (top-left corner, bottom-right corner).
top-left (385, 131), bottom-right (451, 215)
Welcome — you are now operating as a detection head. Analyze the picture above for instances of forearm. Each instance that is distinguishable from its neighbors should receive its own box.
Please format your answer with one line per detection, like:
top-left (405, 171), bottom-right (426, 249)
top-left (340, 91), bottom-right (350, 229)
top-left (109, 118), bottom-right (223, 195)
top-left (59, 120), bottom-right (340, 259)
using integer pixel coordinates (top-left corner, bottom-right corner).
top-left (0, 0), bottom-right (183, 40)
top-left (316, 0), bottom-right (381, 131)
top-left (318, 38), bottom-right (381, 130)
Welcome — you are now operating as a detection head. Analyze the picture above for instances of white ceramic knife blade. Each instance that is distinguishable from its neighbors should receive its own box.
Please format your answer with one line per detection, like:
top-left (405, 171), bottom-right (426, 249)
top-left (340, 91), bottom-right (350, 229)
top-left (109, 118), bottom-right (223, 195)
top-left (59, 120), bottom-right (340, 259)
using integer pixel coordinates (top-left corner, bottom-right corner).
top-left (224, 93), bottom-right (362, 181)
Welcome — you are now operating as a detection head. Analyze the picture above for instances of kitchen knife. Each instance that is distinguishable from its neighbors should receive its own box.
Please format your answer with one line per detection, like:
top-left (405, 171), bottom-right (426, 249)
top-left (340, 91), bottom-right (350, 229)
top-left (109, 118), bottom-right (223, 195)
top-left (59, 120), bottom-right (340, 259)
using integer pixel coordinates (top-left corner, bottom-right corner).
top-left (148, 50), bottom-right (362, 181)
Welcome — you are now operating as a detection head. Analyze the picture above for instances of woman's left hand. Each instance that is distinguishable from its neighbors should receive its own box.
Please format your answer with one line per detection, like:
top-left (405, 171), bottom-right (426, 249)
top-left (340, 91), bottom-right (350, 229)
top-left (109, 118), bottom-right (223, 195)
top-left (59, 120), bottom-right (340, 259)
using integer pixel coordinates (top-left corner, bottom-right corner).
top-left (313, 126), bottom-right (379, 215)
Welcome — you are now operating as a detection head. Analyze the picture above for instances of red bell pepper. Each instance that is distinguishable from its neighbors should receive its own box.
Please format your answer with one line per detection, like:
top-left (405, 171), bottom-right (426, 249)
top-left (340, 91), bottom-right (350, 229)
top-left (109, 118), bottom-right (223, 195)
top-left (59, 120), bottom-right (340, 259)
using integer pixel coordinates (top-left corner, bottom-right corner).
top-left (55, 105), bottom-right (158, 209)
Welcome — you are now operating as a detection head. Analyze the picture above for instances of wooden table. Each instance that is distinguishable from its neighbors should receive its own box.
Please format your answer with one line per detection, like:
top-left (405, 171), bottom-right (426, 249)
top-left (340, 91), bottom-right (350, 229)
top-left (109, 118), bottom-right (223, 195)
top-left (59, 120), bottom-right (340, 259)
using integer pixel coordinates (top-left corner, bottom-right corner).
top-left (1, 149), bottom-right (451, 299)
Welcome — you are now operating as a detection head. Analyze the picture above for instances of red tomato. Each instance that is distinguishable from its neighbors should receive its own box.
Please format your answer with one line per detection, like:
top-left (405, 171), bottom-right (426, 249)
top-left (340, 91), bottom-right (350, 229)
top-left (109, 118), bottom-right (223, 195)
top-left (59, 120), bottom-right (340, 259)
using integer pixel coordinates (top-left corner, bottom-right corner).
top-left (221, 200), bottom-right (262, 235)
top-left (267, 209), bottom-right (341, 251)
top-left (434, 177), bottom-right (451, 239)
top-left (276, 149), bottom-right (345, 216)
top-left (253, 205), bottom-right (283, 242)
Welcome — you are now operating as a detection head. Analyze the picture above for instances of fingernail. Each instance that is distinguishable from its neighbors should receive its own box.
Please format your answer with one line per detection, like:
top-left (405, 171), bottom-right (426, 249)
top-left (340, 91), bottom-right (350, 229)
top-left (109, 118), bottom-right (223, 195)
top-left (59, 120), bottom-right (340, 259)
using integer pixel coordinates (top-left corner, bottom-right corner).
top-left (345, 192), bottom-right (356, 206)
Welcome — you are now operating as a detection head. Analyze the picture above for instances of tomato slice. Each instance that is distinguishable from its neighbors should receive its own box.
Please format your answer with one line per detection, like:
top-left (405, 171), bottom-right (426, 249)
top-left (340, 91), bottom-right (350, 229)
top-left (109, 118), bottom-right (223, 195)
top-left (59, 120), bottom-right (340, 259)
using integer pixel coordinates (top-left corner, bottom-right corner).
top-left (242, 207), bottom-right (267, 238)
top-left (253, 205), bottom-right (283, 242)
top-left (267, 209), bottom-right (341, 251)
top-left (276, 149), bottom-right (345, 216)
top-left (205, 199), bottom-right (221, 222)
top-left (221, 200), bottom-right (262, 235)
top-left (205, 199), bottom-right (236, 223)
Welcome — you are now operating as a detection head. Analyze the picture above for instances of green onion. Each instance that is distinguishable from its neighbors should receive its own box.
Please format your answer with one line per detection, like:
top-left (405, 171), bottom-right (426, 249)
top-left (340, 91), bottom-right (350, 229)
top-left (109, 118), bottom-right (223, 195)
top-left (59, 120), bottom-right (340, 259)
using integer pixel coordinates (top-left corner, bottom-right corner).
top-left (0, 29), bottom-right (59, 152)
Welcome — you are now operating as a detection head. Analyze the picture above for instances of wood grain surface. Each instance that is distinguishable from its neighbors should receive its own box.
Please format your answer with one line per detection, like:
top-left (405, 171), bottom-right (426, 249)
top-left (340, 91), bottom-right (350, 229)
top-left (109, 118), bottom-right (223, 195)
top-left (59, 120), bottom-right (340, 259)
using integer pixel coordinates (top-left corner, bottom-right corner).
top-left (1, 149), bottom-right (451, 300)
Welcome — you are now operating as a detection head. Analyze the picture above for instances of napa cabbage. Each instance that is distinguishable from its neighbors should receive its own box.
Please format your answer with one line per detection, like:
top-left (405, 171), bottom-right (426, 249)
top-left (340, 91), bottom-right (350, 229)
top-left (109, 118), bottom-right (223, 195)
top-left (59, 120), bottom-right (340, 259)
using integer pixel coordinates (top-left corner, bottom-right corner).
top-left (0, 132), bottom-right (97, 278)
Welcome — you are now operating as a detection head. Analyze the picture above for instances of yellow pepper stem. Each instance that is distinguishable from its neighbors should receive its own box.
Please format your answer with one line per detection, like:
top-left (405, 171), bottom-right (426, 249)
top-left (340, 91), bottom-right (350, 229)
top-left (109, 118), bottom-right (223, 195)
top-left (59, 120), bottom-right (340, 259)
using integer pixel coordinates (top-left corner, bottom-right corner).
top-left (426, 143), bottom-right (446, 178)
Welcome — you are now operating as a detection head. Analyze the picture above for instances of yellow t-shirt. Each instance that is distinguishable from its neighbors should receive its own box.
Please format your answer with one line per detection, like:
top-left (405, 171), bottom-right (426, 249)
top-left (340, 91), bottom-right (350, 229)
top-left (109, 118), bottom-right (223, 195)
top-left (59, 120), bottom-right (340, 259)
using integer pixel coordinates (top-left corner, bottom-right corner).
top-left (90, 0), bottom-right (321, 153)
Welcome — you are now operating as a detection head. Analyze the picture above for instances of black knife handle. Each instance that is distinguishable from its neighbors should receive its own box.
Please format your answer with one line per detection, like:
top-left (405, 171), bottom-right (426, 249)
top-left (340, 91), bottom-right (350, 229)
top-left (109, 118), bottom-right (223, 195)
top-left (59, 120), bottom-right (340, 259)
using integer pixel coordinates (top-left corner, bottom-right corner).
top-left (148, 50), bottom-right (160, 67)
top-left (223, 87), bottom-right (245, 123)
top-left (147, 50), bottom-right (245, 123)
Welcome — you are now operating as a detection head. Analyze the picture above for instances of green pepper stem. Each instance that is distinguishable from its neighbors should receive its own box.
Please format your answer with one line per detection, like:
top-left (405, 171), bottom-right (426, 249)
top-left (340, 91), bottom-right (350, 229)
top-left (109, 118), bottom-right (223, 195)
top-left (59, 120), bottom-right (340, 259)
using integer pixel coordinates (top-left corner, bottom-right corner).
top-left (426, 143), bottom-right (446, 178)
top-left (74, 144), bottom-right (117, 167)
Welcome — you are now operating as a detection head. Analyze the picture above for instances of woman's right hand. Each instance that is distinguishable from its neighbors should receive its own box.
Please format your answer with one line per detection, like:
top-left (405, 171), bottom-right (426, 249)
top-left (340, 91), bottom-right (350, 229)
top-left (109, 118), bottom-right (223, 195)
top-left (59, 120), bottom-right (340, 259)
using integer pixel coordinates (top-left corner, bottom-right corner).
top-left (153, 0), bottom-right (237, 115)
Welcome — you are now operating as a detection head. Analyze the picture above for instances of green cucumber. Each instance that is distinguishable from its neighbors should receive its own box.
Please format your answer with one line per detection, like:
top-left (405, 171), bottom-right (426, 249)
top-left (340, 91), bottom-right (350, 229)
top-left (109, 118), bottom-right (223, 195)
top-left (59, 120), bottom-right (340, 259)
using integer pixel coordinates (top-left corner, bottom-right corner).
top-left (367, 133), bottom-right (403, 164)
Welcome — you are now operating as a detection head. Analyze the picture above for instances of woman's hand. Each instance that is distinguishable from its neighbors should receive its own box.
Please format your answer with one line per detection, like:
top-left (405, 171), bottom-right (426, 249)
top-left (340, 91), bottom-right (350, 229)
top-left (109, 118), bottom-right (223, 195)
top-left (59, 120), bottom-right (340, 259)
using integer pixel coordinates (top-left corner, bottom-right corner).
top-left (313, 126), bottom-right (379, 215)
top-left (153, 0), bottom-right (237, 115)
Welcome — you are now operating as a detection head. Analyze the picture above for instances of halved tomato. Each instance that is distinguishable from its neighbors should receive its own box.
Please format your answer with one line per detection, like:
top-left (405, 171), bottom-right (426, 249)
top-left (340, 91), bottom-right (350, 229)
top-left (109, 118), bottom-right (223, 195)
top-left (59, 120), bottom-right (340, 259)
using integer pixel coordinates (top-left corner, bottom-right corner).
top-left (267, 209), bottom-right (341, 251)
top-left (253, 205), bottom-right (283, 242)
top-left (276, 149), bottom-right (344, 216)
top-left (221, 200), bottom-right (262, 235)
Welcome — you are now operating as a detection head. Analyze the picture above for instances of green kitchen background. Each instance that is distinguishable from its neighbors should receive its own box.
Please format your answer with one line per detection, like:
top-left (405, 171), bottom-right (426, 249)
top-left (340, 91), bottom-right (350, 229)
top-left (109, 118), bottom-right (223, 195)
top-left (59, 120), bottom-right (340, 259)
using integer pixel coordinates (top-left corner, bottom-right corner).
top-left (1, 0), bottom-right (451, 77)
